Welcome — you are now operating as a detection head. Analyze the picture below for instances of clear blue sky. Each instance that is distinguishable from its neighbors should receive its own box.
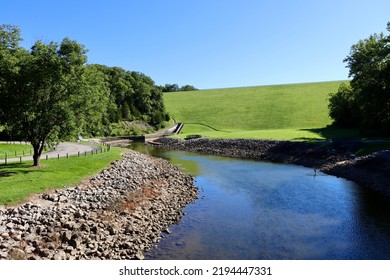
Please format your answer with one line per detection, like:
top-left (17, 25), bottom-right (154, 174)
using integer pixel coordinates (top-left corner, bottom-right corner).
top-left (1, 0), bottom-right (389, 89)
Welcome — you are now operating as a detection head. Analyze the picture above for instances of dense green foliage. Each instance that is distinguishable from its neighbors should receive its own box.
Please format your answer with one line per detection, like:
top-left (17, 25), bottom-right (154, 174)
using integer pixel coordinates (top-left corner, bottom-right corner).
top-left (0, 24), bottom-right (167, 165)
top-left (90, 65), bottom-right (169, 127)
top-left (160, 83), bottom-right (198, 92)
top-left (164, 81), bottom-right (348, 140)
top-left (329, 22), bottom-right (390, 135)
top-left (0, 27), bottom-right (91, 165)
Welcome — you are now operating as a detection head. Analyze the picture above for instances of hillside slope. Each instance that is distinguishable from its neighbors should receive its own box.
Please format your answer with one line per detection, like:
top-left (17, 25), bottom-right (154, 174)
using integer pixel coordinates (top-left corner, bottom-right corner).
top-left (164, 81), bottom-right (350, 140)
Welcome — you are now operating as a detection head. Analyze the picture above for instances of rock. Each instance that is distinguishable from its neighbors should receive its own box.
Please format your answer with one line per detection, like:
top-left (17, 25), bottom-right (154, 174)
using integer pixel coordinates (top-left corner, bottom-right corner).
top-left (68, 234), bottom-right (81, 249)
top-left (0, 251), bottom-right (8, 259)
top-left (61, 231), bottom-right (72, 242)
top-left (36, 248), bottom-right (50, 258)
top-left (52, 250), bottom-right (67, 260)
top-left (135, 252), bottom-right (144, 260)
top-left (8, 248), bottom-right (26, 260)
top-left (5, 222), bottom-right (14, 229)
top-left (24, 245), bottom-right (35, 254)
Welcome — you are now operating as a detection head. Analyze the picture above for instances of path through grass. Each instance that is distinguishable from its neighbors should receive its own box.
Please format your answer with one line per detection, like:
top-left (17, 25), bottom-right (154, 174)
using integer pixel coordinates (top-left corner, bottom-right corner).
top-left (0, 147), bottom-right (125, 205)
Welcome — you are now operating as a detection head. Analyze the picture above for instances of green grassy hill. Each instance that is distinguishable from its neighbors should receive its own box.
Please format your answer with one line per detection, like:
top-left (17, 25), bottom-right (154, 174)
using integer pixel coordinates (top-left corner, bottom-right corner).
top-left (164, 81), bottom-right (357, 140)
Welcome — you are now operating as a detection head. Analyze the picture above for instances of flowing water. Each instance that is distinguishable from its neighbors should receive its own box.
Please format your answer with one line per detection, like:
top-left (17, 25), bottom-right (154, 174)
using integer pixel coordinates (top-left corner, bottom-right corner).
top-left (131, 143), bottom-right (390, 259)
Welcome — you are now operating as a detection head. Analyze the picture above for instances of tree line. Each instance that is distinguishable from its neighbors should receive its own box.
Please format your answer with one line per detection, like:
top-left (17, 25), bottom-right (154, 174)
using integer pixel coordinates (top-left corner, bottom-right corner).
top-left (160, 83), bottom-right (198, 92)
top-left (0, 24), bottom-right (170, 165)
top-left (329, 22), bottom-right (390, 135)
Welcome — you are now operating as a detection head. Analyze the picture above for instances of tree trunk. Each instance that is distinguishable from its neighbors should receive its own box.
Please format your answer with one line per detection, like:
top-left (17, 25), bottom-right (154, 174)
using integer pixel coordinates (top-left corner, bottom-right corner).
top-left (33, 152), bottom-right (40, 166)
top-left (32, 143), bottom-right (43, 167)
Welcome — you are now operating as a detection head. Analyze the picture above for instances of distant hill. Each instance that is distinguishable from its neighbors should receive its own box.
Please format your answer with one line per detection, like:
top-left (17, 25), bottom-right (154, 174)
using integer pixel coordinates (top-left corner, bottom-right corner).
top-left (164, 81), bottom-right (354, 140)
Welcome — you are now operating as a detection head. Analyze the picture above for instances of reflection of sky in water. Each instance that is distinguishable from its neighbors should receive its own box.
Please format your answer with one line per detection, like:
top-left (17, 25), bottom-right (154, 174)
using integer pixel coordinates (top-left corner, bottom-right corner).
top-left (135, 149), bottom-right (390, 260)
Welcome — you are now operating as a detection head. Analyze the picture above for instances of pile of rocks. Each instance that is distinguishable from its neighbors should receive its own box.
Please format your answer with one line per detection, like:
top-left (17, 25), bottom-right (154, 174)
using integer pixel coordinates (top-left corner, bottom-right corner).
top-left (0, 150), bottom-right (198, 260)
top-left (322, 150), bottom-right (390, 198)
top-left (152, 138), bottom-right (353, 168)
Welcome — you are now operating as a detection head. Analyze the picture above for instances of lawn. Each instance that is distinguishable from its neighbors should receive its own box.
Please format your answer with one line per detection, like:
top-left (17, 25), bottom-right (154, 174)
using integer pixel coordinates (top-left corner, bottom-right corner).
top-left (0, 147), bottom-right (125, 205)
top-left (164, 81), bottom-right (354, 140)
top-left (0, 143), bottom-right (34, 159)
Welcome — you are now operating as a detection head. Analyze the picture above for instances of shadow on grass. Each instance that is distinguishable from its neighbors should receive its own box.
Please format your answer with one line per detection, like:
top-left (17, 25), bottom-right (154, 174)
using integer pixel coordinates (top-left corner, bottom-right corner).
top-left (294, 127), bottom-right (360, 141)
top-left (0, 162), bottom-right (44, 177)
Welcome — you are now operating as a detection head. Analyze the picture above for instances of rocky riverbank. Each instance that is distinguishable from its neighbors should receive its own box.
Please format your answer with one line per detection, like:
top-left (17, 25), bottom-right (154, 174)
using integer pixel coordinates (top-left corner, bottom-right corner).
top-left (0, 150), bottom-right (198, 260)
top-left (151, 138), bottom-right (354, 168)
top-left (150, 138), bottom-right (390, 199)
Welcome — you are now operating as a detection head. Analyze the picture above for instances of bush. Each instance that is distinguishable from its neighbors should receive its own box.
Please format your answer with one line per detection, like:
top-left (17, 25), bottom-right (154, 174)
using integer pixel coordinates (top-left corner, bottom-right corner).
top-left (328, 83), bottom-right (360, 128)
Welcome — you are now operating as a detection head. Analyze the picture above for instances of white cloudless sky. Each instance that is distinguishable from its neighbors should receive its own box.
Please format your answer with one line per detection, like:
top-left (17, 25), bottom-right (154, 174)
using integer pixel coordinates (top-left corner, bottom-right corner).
top-left (1, 0), bottom-right (389, 89)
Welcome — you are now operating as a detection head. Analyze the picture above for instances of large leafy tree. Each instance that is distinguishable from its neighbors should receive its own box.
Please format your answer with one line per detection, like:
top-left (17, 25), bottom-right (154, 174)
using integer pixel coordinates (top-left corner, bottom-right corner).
top-left (0, 25), bottom-right (90, 166)
top-left (329, 22), bottom-right (390, 133)
top-left (1, 25), bottom-right (169, 166)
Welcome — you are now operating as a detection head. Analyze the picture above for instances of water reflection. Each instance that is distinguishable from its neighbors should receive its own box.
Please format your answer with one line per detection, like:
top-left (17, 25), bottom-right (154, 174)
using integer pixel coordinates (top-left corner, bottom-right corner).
top-left (130, 143), bottom-right (390, 259)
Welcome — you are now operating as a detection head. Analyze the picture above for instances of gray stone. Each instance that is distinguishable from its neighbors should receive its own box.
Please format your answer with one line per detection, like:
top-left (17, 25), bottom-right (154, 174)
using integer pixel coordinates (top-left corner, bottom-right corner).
top-left (37, 248), bottom-right (50, 258)
top-left (53, 250), bottom-right (67, 260)
top-left (135, 252), bottom-right (144, 260)
top-left (61, 230), bottom-right (72, 242)
top-left (24, 245), bottom-right (35, 254)
top-left (8, 248), bottom-right (26, 260)
top-left (0, 251), bottom-right (8, 259)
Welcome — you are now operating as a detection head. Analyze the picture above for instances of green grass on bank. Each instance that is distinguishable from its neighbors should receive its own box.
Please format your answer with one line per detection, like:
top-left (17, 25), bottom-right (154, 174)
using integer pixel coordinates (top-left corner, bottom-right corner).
top-left (165, 81), bottom-right (354, 140)
top-left (0, 147), bottom-right (125, 205)
top-left (0, 143), bottom-right (34, 159)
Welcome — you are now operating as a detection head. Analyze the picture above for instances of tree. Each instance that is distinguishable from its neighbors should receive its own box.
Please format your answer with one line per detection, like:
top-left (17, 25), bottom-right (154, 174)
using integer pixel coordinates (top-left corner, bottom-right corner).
top-left (329, 22), bottom-right (390, 133)
top-left (328, 83), bottom-right (360, 128)
top-left (180, 84), bottom-right (198, 91)
top-left (160, 83), bottom-right (198, 92)
top-left (0, 24), bottom-right (23, 120)
top-left (74, 65), bottom-right (111, 137)
top-left (121, 101), bottom-right (131, 120)
top-left (161, 83), bottom-right (179, 92)
top-left (0, 26), bottom-right (89, 166)
top-left (1, 25), bottom-right (170, 160)
top-left (92, 65), bottom-right (168, 128)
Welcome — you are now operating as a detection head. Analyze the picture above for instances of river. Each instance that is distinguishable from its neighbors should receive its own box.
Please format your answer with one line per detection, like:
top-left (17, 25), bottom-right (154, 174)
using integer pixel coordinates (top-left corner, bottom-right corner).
top-left (131, 143), bottom-right (390, 259)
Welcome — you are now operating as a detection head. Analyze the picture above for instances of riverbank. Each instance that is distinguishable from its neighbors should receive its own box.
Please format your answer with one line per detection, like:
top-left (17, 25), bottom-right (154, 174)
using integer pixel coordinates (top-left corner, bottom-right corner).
top-left (0, 150), bottom-right (198, 260)
top-left (150, 138), bottom-right (390, 198)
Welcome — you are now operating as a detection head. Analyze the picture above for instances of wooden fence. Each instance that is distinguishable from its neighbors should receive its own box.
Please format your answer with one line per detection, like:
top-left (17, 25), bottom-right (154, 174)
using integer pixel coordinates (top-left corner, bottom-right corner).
top-left (1, 145), bottom-right (111, 165)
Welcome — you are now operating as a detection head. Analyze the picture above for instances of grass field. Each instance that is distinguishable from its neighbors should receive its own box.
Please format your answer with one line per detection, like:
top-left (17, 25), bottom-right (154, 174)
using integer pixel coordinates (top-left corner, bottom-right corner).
top-left (0, 147), bottom-right (124, 205)
top-left (0, 143), bottom-right (34, 159)
top-left (164, 81), bottom-right (354, 140)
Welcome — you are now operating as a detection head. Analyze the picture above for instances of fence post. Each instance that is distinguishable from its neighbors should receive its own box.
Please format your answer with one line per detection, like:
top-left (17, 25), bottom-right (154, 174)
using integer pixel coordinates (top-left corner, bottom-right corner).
top-left (20, 157), bottom-right (22, 163)
top-left (58, 154), bottom-right (60, 160)
top-left (78, 151), bottom-right (80, 157)
top-left (46, 155), bottom-right (48, 160)
top-left (5, 157), bottom-right (7, 165)
top-left (66, 153), bottom-right (68, 159)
